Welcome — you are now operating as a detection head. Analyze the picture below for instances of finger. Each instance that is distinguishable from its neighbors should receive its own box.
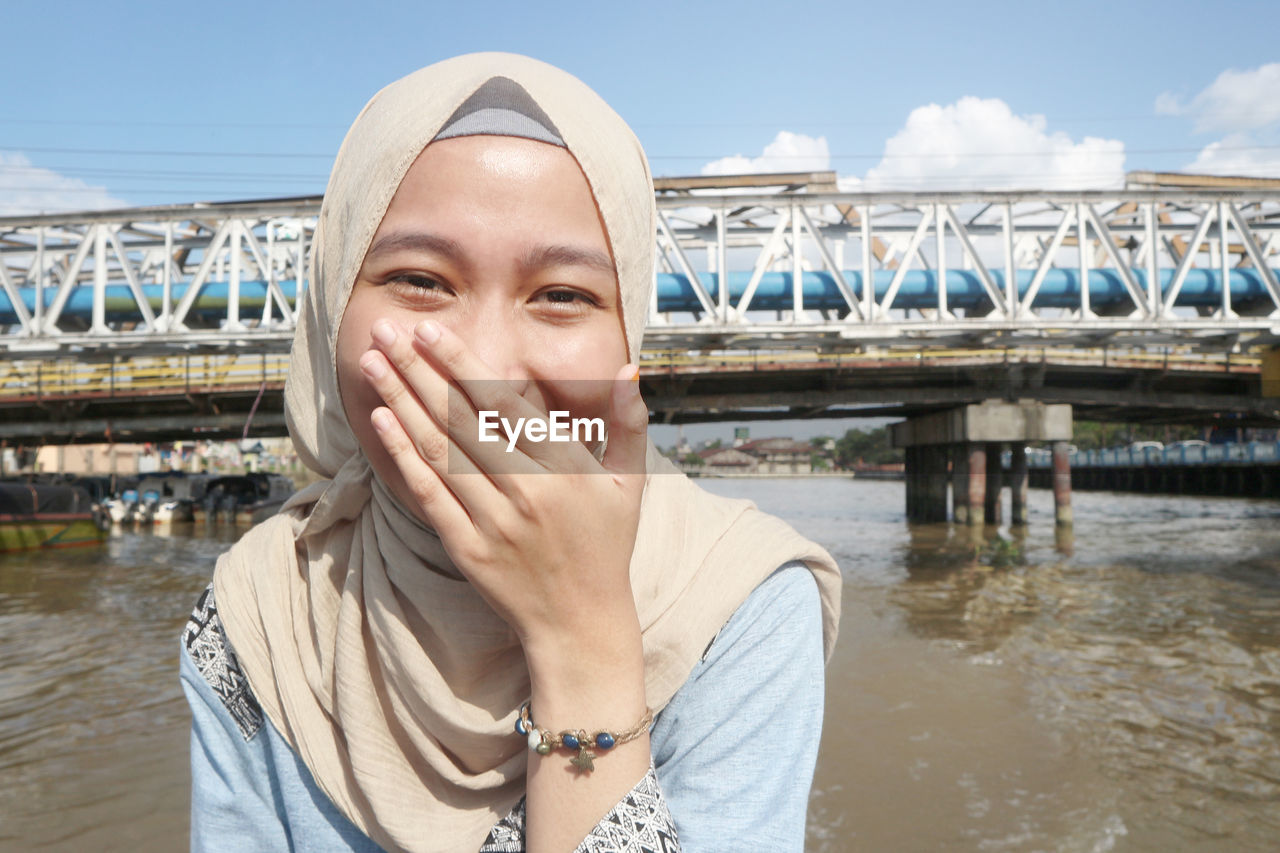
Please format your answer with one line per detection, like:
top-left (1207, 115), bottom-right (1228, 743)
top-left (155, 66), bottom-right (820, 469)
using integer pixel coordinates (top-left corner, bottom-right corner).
top-left (369, 320), bottom-right (539, 480)
top-left (411, 320), bottom-right (597, 471)
top-left (599, 364), bottom-right (649, 495)
top-left (360, 348), bottom-right (500, 517)
top-left (369, 404), bottom-right (477, 539)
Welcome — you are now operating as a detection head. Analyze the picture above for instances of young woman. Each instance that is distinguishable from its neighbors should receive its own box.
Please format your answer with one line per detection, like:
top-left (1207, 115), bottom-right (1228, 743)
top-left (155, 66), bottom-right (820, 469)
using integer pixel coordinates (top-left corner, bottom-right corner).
top-left (180, 53), bottom-right (841, 853)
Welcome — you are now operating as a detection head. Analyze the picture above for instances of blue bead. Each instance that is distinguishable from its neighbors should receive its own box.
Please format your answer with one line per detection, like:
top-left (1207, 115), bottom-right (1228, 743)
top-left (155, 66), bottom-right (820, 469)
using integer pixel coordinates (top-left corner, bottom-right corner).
top-left (595, 732), bottom-right (615, 750)
top-left (515, 717), bottom-right (528, 736)
top-left (562, 733), bottom-right (580, 750)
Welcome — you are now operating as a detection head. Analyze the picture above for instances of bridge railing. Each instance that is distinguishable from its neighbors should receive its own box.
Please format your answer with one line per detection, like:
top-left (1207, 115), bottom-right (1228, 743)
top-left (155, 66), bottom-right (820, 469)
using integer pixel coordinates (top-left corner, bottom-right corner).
top-left (3, 186), bottom-right (1280, 354)
top-left (0, 352), bottom-right (290, 400)
top-left (1017, 441), bottom-right (1280, 468)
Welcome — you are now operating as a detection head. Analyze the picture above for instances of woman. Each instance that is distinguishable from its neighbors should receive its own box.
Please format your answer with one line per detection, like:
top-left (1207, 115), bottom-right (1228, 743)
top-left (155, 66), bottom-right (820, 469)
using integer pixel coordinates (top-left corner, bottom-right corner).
top-left (180, 53), bottom-right (841, 852)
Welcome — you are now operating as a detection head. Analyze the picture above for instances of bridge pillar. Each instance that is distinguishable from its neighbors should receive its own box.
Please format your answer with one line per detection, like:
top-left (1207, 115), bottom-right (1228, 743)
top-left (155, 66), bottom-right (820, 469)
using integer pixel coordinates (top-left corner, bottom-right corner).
top-left (891, 400), bottom-right (1072, 529)
top-left (985, 442), bottom-right (1003, 524)
top-left (904, 445), bottom-right (950, 522)
top-left (1010, 441), bottom-right (1029, 525)
top-left (951, 445), bottom-right (969, 524)
top-left (1052, 441), bottom-right (1073, 526)
top-left (966, 443), bottom-right (987, 526)
top-left (929, 445), bottom-right (950, 522)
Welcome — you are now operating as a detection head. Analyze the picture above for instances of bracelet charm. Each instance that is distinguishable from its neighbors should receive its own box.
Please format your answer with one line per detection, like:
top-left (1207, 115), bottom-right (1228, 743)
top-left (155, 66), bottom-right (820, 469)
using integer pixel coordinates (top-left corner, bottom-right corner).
top-left (517, 701), bottom-right (653, 773)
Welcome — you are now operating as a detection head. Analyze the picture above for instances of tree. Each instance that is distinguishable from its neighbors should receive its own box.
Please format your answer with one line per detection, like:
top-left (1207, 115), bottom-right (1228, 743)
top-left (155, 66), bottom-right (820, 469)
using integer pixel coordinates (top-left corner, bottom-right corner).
top-left (833, 426), bottom-right (903, 468)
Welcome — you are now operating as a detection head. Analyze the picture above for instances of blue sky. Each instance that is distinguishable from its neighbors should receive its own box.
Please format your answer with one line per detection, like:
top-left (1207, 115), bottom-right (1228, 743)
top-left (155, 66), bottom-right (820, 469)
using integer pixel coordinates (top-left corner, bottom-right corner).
top-left (4, 0), bottom-right (1279, 212)
top-left (3, 0), bottom-right (1277, 443)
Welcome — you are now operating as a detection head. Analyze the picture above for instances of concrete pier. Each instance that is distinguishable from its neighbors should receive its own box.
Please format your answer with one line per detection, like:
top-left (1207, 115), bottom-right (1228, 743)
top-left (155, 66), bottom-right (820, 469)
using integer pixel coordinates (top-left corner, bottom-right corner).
top-left (1051, 440), bottom-right (1073, 525)
top-left (1010, 441), bottom-right (1029, 525)
top-left (891, 400), bottom-right (1073, 526)
top-left (905, 444), bottom-right (950, 522)
top-left (950, 446), bottom-right (969, 524)
top-left (966, 443), bottom-right (986, 527)
top-left (985, 443), bottom-right (1003, 524)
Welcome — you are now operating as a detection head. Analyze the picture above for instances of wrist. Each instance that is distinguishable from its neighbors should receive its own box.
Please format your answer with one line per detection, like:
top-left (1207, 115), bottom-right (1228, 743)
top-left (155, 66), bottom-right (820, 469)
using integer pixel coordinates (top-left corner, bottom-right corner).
top-left (524, 613), bottom-right (646, 725)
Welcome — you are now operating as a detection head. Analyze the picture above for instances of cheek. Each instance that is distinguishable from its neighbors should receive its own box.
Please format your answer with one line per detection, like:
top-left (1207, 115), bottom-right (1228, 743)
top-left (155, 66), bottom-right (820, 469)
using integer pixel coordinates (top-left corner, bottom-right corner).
top-left (335, 328), bottom-right (372, 428)
top-left (528, 326), bottom-right (627, 379)
top-left (334, 299), bottom-right (391, 454)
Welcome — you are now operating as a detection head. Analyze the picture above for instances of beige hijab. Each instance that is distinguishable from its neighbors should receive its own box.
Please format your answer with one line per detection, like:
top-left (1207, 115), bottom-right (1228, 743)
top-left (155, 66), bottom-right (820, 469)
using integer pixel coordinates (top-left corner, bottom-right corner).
top-left (213, 53), bottom-right (841, 853)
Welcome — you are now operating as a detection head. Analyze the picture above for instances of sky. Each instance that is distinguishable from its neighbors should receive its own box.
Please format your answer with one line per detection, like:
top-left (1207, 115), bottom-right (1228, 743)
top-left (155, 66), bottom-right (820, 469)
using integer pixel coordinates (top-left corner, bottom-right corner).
top-left (3, 0), bottom-right (1278, 444)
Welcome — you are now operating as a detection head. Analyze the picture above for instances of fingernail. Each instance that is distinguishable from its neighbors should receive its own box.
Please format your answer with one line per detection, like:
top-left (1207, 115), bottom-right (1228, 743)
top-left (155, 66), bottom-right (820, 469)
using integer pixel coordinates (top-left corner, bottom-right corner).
top-left (360, 352), bottom-right (387, 379)
top-left (371, 408), bottom-right (393, 433)
top-left (415, 320), bottom-right (440, 344)
top-left (371, 320), bottom-right (396, 348)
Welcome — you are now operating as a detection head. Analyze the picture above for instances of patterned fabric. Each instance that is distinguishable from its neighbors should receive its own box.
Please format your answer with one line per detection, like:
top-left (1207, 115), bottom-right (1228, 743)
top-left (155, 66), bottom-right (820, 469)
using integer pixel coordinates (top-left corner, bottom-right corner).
top-left (183, 584), bottom-right (264, 741)
top-left (479, 766), bottom-right (680, 853)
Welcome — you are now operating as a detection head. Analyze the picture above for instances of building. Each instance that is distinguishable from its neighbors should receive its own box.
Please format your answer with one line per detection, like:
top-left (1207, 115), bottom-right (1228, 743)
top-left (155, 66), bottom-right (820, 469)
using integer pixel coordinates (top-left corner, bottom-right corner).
top-left (734, 437), bottom-right (815, 474)
top-left (697, 445), bottom-right (760, 475)
top-left (696, 437), bottom-right (816, 475)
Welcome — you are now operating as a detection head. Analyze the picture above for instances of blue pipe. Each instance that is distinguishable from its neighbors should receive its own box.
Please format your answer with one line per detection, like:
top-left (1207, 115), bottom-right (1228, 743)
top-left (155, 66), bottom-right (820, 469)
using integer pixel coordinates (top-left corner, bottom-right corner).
top-left (652, 268), bottom-right (1278, 313)
top-left (0, 269), bottom-right (1275, 325)
top-left (0, 280), bottom-right (305, 326)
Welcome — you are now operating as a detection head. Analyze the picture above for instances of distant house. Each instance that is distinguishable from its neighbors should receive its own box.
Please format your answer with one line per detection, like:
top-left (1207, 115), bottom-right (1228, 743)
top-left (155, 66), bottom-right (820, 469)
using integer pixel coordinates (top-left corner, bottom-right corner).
top-left (697, 437), bottom-right (814, 475)
top-left (698, 446), bottom-right (759, 475)
top-left (735, 437), bottom-right (814, 474)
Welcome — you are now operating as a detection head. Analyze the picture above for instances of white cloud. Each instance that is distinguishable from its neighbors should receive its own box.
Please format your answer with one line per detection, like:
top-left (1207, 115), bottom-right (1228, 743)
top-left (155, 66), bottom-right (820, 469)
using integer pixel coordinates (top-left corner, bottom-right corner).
top-left (1156, 63), bottom-right (1280, 133)
top-left (697, 99), bottom-right (1125, 194)
top-left (1182, 131), bottom-right (1280, 178)
top-left (0, 151), bottom-right (128, 216)
top-left (701, 131), bottom-right (831, 176)
top-left (863, 96), bottom-right (1125, 191)
top-left (1159, 64), bottom-right (1280, 179)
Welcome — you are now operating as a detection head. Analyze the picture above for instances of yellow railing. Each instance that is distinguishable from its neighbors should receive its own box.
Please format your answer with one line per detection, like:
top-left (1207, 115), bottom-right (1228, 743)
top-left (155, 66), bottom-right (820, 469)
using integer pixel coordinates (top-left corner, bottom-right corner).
top-left (0, 346), bottom-right (1260, 401)
top-left (639, 346), bottom-right (1262, 371)
top-left (0, 353), bottom-right (292, 399)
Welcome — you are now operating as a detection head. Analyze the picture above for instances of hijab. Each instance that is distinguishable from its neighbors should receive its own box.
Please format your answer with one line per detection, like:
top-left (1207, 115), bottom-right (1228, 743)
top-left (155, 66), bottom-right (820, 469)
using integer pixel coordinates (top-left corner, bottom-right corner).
top-left (212, 52), bottom-right (842, 853)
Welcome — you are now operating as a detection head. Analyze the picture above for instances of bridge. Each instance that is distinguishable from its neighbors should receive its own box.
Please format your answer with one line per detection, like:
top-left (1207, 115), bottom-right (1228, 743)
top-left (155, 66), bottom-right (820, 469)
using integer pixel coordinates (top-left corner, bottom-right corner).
top-left (2, 173), bottom-right (1279, 447)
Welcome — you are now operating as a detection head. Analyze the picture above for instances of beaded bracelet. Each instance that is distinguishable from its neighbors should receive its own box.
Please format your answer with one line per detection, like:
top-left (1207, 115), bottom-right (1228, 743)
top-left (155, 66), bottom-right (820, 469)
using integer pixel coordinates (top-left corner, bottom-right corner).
top-left (515, 701), bottom-right (653, 773)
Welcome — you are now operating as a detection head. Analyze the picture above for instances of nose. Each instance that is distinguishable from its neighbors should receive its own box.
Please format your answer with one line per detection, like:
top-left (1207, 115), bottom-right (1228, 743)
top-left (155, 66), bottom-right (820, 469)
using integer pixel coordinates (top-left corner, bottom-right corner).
top-left (452, 310), bottom-right (530, 394)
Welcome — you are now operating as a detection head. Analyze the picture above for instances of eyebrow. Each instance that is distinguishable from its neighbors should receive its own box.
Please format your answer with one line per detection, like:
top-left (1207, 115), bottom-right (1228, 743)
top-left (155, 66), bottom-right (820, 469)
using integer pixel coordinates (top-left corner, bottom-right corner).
top-left (365, 231), bottom-right (466, 264)
top-left (365, 229), bottom-right (614, 277)
top-left (519, 244), bottom-right (616, 277)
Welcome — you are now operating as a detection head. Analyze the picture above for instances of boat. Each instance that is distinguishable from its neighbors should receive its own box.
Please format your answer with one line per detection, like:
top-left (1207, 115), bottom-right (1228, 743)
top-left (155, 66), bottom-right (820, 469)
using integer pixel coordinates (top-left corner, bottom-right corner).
top-left (195, 473), bottom-right (295, 525)
top-left (134, 474), bottom-right (208, 525)
top-left (0, 480), bottom-right (110, 552)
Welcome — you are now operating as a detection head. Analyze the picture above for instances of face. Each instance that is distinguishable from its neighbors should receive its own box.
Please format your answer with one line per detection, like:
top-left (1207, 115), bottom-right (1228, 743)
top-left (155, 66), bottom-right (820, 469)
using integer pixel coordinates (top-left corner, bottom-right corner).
top-left (335, 135), bottom-right (629, 508)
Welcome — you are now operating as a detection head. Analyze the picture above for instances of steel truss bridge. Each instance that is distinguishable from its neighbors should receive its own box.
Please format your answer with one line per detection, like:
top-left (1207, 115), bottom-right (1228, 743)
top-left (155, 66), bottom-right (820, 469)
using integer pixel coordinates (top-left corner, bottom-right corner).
top-left (2, 174), bottom-right (1279, 443)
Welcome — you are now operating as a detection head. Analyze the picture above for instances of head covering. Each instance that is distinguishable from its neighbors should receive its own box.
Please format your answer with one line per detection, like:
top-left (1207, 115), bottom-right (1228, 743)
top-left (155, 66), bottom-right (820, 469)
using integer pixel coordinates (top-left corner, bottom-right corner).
top-left (212, 53), bottom-right (841, 853)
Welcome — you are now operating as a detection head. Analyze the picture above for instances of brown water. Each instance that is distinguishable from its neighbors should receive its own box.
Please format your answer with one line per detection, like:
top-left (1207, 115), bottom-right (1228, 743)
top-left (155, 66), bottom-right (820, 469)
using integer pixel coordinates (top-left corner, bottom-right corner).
top-left (2, 483), bottom-right (1279, 851)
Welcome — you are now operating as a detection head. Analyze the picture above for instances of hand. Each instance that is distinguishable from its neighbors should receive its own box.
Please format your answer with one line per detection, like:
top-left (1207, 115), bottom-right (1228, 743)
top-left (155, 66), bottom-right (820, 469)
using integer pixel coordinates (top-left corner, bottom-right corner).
top-left (358, 318), bottom-right (650, 658)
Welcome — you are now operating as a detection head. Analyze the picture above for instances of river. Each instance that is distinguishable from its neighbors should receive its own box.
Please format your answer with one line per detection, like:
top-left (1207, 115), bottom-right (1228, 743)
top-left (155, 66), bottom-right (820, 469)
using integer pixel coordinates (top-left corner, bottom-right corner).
top-left (1, 481), bottom-right (1278, 851)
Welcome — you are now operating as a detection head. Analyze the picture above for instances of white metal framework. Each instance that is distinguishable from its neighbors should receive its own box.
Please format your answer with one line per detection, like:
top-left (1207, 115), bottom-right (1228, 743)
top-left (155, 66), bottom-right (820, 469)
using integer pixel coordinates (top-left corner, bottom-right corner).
top-left (2, 189), bottom-right (1279, 355)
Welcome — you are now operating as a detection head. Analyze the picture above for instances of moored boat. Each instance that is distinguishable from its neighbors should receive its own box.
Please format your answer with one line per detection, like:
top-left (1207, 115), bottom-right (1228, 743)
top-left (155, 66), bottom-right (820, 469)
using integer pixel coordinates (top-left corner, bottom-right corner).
top-left (0, 481), bottom-right (110, 552)
top-left (194, 473), bottom-right (295, 525)
top-left (135, 474), bottom-right (208, 525)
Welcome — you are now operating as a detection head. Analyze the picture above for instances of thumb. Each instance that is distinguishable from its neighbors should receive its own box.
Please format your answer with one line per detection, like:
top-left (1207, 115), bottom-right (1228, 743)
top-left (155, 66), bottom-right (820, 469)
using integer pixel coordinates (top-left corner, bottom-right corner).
top-left (600, 364), bottom-right (649, 490)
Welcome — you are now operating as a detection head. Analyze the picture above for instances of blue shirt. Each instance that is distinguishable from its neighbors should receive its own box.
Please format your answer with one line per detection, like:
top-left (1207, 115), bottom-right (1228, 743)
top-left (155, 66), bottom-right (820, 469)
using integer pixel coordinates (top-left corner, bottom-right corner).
top-left (181, 563), bottom-right (825, 852)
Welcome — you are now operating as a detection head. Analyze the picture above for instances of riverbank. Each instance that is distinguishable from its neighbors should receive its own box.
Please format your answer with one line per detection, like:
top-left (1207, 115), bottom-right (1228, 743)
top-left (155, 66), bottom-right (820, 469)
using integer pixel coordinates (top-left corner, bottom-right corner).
top-left (681, 468), bottom-right (905, 480)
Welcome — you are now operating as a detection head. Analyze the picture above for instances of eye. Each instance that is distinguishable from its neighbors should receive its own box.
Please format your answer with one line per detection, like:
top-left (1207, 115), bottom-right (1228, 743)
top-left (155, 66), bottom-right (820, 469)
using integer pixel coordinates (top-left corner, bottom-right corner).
top-left (386, 274), bottom-right (448, 290)
top-left (385, 272), bottom-right (450, 297)
top-left (534, 288), bottom-right (599, 308)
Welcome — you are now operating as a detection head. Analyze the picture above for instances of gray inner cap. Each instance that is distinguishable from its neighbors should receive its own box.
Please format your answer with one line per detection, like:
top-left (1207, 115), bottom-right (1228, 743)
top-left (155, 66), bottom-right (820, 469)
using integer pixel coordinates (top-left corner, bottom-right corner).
top-left (433, 76), bottom-right (565, 147)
